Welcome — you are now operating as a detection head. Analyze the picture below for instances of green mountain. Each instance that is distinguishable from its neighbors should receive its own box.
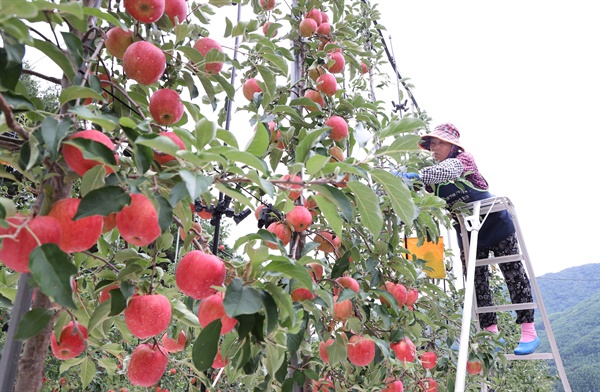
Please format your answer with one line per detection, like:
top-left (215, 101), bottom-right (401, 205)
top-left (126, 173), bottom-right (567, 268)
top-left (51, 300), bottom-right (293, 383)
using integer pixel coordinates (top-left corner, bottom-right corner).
top-left (534, 264), bottom-right (600, 392)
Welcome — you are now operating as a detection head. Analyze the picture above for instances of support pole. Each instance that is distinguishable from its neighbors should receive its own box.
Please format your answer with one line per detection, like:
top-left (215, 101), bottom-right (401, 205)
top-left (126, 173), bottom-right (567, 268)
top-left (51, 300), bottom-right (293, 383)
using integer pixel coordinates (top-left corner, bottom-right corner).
top-left (0, 274), bottom-right (33, 391)
top-left (455, 201), bottom-right (481, 392)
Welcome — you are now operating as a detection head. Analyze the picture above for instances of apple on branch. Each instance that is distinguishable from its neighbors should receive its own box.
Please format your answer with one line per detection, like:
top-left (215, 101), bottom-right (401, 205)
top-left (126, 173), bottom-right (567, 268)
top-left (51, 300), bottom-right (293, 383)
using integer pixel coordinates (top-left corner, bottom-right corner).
top-left (50, 321), bottom-right (88, 360)
top-left (105, 27), bottom-right (133, 59)
top-left (193, 37), bottom-right (224, 74)
top-left (122, 41), bottom-right (166, 85)
top-left (48, 198), bottom-right (103, 254)
top-left (62, 129), bottom-right (117, 176)
top-left (0, 214), bottom-right (61, 273)
top-left (149, 88), bottom-right (184, 125)
top-left (347, 334), bottom-right (375, 367)
top-left (198, 292), bottom-right (238, 335)
top-left (124, 294), bottom-right (172, 339)
top-left (116, 193), bottom-right (161, 247)
top-left (127, 343), bottom-right (169, 387)
top-left (175, 250), bottom-right (226, 299)
top-left (123, 0), bottom-right (164, 23)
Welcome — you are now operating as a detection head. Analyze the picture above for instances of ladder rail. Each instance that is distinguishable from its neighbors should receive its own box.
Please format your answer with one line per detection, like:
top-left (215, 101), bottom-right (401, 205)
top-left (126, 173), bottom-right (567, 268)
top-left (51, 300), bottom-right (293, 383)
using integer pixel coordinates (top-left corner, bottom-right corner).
top-left (454, 196), bottom-right (571, 392)
top-left (506, 201), bottom-right (572, 392)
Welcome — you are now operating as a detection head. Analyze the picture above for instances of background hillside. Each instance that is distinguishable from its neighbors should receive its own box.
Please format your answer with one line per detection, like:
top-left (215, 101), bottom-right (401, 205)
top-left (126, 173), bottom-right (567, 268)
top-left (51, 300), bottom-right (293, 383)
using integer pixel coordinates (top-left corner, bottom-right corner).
top-left (535, 263), bottom-right (600, 392)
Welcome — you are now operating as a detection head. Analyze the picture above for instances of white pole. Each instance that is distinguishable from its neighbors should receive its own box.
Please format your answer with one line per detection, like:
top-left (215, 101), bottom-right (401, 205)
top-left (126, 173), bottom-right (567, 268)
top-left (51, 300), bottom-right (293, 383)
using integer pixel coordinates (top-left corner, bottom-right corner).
top-left (455, 201), bottom-right (481, 392)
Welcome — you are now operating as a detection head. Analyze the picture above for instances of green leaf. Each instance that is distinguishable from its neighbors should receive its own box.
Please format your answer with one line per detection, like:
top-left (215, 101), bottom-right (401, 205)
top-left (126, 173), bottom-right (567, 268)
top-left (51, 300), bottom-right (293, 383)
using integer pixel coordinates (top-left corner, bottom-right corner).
top-left (227, 150), bottom-right (268, 173)
top-left (31, 38), bottom-right (75, 81)
top-left (69, 106), bottom-right (119, 131)
top-left (179, 170), bottom-right (213, 200)
top-left (313, 195), bottom-right (343, 239)
top-left (260, 290), bottom-right (278, 335)
top-left (223, 278), bottom-right (263, 317)
top-left (256, 64), bottom-right (276, 108)
top-left (59, 358), bottom-right (85, 376)
top-left (29, 244), bottom-right (77, 309)
top-left (155, 194), bottom-right (172, 233)
top-left (61, 32), bottom-right (84, 70)
top-left (109, 289), bottom-right (126, 316)
top-left (63, 137), bottom-right (117, 168)
top-left (265, 342), bottom-right (286, 377)
top-left (295, 127), bottom-right (328, 163)
top-left (375, 134), bottom-right (422, 158)
top-left (310, 184), bottom-right (354, 222)
top-left (13, 308), bottom-right (52, 340)
top-left (80, 356), bottom-right (96, 389)
top-left (216, 127), bottom-right (239, 148)
top-left (347, 180), bottom-right (383, 239)
top-left (87, 300), bottom-right (111, 333)
top-left (136, 134), bottom-right (181, 158)
top-left (263, 282), bottom-right (294, 326)
top-left (194, 118), bottom-right (217, 149)
top-left (172, 299), bottom-right (201, 328)
top-left (80, 165), bottom-right (106, 197)
top-left (327, 334), bottom-right (348, 366)
top-left (245, 121), bottom-right (269, 156)
top-left (379, 117), bottom-right (426, 138)
top-left (371, 169), bottom-right (418, 228)
top-left (40, 117), bottom-right (71, 161)
top-left (214, 183), bottom-right (252, 208)
top-left (83, 7), bottom-right (128, 29)
top-left (0, 35), bottom-right (25, 89)
top-left (263, 258), bottom-right (313, 290)
top-left (75, 186), bottom-right (131, 219)
top-left (192, 319), bottom-right (221, 372)
top-left (306, 154), bottom-right (329, 176)
top-left (59, 86), bottom-right (105, 105)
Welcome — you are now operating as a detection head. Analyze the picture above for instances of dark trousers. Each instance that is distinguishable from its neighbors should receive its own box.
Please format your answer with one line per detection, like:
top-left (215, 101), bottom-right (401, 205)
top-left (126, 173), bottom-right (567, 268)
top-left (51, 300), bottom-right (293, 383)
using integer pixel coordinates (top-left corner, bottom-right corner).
top-left (463, 233), bottom-right (535, 329)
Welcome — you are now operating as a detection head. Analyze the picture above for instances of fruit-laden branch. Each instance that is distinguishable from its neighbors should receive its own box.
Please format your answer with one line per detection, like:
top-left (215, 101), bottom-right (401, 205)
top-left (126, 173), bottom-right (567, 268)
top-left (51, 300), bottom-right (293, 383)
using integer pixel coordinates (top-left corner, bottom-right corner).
top-left (0, 92), bottom-right (29, 141)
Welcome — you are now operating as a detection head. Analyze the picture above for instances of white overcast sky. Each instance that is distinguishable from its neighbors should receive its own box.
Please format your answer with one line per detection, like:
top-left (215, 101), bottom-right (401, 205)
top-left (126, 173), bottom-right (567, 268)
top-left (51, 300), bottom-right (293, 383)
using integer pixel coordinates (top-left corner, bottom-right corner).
top-left (22, 1), bottom-right (599, 276)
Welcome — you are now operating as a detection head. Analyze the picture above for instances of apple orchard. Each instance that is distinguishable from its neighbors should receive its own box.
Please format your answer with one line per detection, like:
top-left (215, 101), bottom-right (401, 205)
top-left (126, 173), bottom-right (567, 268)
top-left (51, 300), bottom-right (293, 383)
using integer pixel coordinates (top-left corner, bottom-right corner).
top-left (0, 0), bottom-right (503, 391)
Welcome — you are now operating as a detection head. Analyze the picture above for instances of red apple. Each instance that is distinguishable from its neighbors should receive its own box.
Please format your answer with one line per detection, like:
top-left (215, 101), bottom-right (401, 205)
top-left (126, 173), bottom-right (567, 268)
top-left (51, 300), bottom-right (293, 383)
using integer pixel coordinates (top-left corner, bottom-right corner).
top-left (102, 213), bottom-right (117, 233)
top-left (347, 335), bottom-right (375, 366)
top-left (316, 22), bottom-right (331, 36)
top-left (314, 231), bottom-right (341, 253)
top-left (175, 250), bottom-right (226, 299)
top-left (286, 205), bottom-right (312, 232)
top-left (259, 0), bottom-right (275, 10)
top-left (304, 197), bottom-right (319, 216)
top-left (242, 78), bottom-right (262, 101)
top-left (290, 287), bottom-right (315, 302)
top-left (50, 321), bottom-right (88, 360)
top-left (153, 131), bottom-right (185, 164)
top-left (391, 337), bottom-right (416, 363)
top-left (324, 115), bottom-right (348, 141)
top-left (382, 379), bottom-right (404, 392)
top-left (254, 204), bottom-right (266, 220)
top-left (360, 62), bottom-right (369, 74)
top-left (316, 73), bottom-right (337, 96)
top-left (421, 378), bottom-right (438, 392)
top-left (149, 89), bottom-right (184, 125)
top-left (333, 295), bottom-right (353, 322)
top-left (381, 281), bottom-right (408, 307)
top-left (198, 292), bottom-right (237, 335)
top-left (99, 283), bottom-right (120, 303)
top-left (262, 22), bottom-right (278, 38)
top-left (299, 18), bottom-right (318, 37)
top-left (127, 343), bottom-right (169, 387)
top-left (193, 37), bottom-right (224, 74)
top-left (105, 27), bottom-right (133, 59)
top-left (48, 198), bottom-right (103, 254)
top-left (467, 360), bottom-right (482, 375)
top-left (124, 294), bottom-right (172, 339)
top-left (280, 173), bottom-right (303, 200)
top-left (212, 347), bottom-right (228, 368)
top-left (326, 51), bottom-right (345, 73)
top-left (0, 214), bottom-right (61, 273)
top-left (307, 262), bottom-right (324, 280)
top-left (405, 288), bottom-right (419, 307)
top-left (305, 9), bottom-right (322, 25)
top-left (124, 0), bottom-right (164, 23)
top-left (179, 221), bottom-right (202, 241)
top-left (164, 0), bottom-right (187, 25)
top-left (320, 12), bottom-right (329, 24)
top-left (318, 338), bottom-right (334, 364)
top-left (116, 193), bottom-right (161, 247)
top-left (304, 89), bottom-right (325, 112)
top-left (266, 221), bottom-right (292, 249)
top-left (420, 351), bottom-right (437, 369)
top-left (335, 276), bottom-right (359, 295)
top-left (161, 330), bottom-right (186, 353)
top-left (62, 129), bottom-right (117, 176)
top-left (122, 41), bottom-right (166, 85)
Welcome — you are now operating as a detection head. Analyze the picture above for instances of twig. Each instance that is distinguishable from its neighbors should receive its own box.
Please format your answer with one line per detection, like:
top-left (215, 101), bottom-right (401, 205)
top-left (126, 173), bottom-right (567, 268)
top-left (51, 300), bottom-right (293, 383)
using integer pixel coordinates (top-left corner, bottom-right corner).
top-left (0, 92), bottom-right (28, 140)
top-left (21, 69), bottom-right (62, 85)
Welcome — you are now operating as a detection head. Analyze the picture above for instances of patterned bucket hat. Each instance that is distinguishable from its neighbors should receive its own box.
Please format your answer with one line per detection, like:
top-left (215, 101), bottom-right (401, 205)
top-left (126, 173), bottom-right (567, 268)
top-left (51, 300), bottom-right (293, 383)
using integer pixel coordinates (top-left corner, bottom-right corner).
top-left (419, 123), bottom-right (464, 151)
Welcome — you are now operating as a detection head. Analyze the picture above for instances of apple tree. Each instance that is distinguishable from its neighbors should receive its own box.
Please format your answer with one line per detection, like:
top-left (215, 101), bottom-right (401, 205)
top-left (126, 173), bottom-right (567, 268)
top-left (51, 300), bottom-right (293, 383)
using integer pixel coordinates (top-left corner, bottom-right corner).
top-left (0, 0), bottom-right (519, 391)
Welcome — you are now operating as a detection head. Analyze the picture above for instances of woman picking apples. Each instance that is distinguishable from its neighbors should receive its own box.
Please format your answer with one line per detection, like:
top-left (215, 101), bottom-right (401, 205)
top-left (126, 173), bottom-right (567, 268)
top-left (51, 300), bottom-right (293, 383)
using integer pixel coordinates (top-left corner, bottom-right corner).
top-left (397, 123), bottom-right (539, 355)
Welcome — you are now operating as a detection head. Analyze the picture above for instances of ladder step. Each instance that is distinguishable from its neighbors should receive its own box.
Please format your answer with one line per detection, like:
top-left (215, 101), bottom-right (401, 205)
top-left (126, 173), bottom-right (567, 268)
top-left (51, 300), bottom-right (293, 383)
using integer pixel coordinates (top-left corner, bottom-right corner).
top-left (475, 254), bottom-right (523, 267)
top-left (505, 353), bottom-right (555, 361)
top-left (475, 302), bottom-right (537, 313)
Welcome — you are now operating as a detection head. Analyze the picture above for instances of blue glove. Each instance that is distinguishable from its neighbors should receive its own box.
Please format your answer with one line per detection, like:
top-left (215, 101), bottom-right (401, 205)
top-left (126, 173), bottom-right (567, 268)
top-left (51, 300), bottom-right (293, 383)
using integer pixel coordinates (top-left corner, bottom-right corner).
top-left (403, 172), bottom-right (421, 180)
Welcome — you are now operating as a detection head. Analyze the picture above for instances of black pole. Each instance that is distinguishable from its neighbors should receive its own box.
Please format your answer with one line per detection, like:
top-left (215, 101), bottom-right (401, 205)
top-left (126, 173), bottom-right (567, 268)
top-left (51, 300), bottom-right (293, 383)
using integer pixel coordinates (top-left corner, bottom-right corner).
top-left (0, 274), bottom-right (33, 391)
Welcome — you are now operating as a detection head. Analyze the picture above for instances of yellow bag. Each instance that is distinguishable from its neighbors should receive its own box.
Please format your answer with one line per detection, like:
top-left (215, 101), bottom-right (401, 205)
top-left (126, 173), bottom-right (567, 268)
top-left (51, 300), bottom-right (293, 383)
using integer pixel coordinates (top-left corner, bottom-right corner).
top-left (406, 237), bottom-right (446, 278)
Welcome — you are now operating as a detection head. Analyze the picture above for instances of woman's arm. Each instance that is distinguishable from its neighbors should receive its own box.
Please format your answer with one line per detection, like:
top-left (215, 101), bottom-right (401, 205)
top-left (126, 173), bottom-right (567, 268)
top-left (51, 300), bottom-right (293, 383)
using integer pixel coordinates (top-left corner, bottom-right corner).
top-left (420, 158), bottom-right (464, 185)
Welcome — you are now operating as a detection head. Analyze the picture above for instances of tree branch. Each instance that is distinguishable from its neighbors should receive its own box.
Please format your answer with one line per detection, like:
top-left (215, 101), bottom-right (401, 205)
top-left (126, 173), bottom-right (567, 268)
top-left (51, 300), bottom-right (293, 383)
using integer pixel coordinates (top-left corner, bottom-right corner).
top-left (21, 69), bottom-right (62, 85)
top-left (0, 92), bottom-right (29, 140)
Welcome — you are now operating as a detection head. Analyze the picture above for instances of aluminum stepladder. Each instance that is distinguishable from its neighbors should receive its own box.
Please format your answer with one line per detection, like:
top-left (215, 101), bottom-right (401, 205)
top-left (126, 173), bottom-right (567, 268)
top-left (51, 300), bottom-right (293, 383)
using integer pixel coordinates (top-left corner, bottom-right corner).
top-left (454, 196), bottom-right (571, 392)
